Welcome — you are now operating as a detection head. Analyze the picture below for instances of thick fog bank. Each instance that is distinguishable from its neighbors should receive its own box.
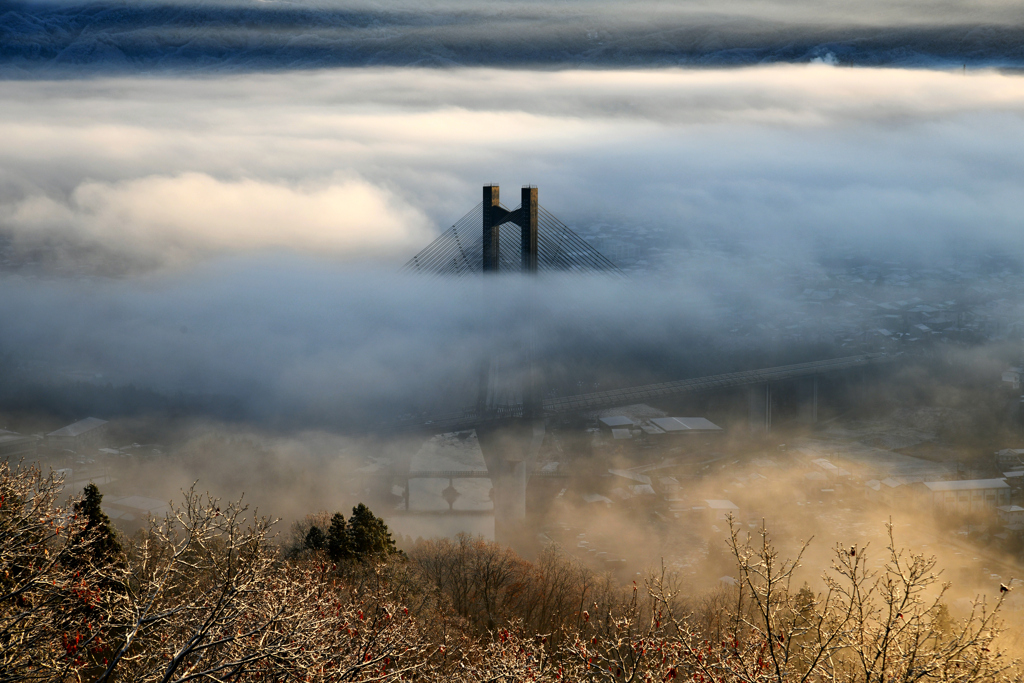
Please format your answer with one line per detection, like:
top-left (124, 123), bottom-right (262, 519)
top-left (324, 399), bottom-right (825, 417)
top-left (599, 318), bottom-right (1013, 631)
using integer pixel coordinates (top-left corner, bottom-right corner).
top-left (3, 67), bottom-right (1024, 277)
top-left (0, 261), bottom-right (846, 429)
top-left (2, 66), bottom-right (1024, 428)
top-left (4, 0), bottom-right (1024, 73)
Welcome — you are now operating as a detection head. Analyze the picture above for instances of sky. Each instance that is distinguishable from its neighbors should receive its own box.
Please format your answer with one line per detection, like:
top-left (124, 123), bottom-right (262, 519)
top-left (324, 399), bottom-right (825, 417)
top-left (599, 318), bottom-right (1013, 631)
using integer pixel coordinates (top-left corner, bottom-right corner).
top-left (2, 1), bottom-right (1024, 429)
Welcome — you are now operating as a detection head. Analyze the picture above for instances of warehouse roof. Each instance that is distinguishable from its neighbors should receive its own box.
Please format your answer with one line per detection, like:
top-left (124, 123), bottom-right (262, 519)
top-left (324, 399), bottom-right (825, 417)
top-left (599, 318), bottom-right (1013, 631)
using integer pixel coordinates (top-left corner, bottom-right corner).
top-left (650, 417), bottom-right (722, 432)
top-left (923, 479), bottom-right (1009, 492)
top-left (47, 417), bottom-right (107, 438)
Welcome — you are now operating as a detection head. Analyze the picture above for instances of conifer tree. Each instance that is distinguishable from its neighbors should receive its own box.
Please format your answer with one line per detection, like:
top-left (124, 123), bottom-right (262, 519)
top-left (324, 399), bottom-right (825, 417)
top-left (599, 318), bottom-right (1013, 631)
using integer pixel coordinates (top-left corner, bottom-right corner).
top-left (347, 503), bottom-right (398, 559)
top-left (326, 512), bottom-right (350, 562)
top-left (305, 525), bottom-right (326, 552)
top-left (72, 482), bottom-right (122, 562)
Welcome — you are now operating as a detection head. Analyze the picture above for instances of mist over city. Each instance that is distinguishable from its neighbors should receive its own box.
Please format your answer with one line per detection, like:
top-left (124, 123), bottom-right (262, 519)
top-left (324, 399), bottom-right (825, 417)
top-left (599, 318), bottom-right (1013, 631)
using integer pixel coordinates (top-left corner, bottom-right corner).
top-left (2, 1), bottom-right (1024, 680)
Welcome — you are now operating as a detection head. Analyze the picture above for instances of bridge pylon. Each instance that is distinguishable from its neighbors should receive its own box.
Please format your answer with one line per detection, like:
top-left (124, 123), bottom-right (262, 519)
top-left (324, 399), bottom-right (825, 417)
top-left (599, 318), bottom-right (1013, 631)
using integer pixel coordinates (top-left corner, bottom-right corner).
top-left (400, 183), bottom-right (622, 549)
top-left (479, 184), bottom-right (543, 547)
top-left (482, 184), bottom-right (539, 274)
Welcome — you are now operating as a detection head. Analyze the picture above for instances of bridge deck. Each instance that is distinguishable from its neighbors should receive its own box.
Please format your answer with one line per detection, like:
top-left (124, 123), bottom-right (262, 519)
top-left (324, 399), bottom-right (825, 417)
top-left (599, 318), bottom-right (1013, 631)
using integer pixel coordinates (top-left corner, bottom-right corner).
top-left (544, 353), bottom-right (891, 413)
top-left (401, 352), bottom-right (894, 434)
top-left (405, 470), bottom-right (491, 479)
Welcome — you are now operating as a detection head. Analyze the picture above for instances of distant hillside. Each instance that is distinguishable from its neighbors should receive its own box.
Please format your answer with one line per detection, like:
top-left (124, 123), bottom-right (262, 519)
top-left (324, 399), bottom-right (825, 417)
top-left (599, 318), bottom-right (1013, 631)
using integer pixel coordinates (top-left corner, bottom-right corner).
top-left (3, 0), bottom-right (1024, 74)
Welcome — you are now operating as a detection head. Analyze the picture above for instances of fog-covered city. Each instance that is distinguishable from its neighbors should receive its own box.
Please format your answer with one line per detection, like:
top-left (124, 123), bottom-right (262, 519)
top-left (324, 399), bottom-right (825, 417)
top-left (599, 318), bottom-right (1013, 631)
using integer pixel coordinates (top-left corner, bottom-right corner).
top-left (2, 1), bottom-right (1024, 679)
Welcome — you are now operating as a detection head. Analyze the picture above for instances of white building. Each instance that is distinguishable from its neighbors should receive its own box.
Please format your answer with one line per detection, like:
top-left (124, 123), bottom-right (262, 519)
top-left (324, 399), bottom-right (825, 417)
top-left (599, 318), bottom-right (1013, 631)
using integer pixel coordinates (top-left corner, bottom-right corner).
top-left (649, 417), bottom-right (723, 434)
top-left (997, 505), bottom-right (1024, 529)
top-left (705, 499), bottom-right (740, 520)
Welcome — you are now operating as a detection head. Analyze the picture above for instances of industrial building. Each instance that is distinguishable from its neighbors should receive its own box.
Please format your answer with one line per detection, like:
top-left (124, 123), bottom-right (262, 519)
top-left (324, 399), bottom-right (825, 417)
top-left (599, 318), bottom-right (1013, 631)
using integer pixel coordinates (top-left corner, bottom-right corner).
top-left (46, 417), bottom-right (108, 453)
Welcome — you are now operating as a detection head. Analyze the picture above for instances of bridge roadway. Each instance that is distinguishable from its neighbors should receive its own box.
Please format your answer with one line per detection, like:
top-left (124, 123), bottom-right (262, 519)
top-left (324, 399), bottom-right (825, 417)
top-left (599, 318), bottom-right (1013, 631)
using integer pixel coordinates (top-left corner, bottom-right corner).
top-left (403, 469), bottom-right (567, 479)
top-left (401, 352), bottom-right (896, 435)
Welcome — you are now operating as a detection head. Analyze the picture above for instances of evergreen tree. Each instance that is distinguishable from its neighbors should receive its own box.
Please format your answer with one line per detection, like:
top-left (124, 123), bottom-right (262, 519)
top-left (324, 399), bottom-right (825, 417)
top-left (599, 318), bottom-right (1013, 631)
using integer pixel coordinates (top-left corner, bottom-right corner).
top-left (72, 483), bottom-right (122, 562)
top-left (794, 582), bottom-right (816, 619)
top-left (326, 512), bottom-right (350, 562)
top-left (304, 525), bottom-right (326, 552)
top-left (933, 602), bottom-right (954, 643)
top-left (346, 503), bottom-right (398, 559)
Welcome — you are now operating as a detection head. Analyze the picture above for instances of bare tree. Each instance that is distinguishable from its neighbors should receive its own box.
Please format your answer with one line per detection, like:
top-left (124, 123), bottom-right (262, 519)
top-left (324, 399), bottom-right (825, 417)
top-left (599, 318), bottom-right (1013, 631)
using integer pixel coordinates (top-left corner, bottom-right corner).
top-left (0, 462), bottom-right (119, 683)
top-left (3, 459), bottom-right (1014, 683)
top-left (826, 522), bottom-right (1010, 683)
top-left (92, 485), bottom-right (439, 682)
top-left (553, 517), bottom-right (1016, 683)
top-left (651, 517), bottom-right (1015, 683)
top-left (93, 485), bottom-right (301, 681)
top-left (411, 534), bottom-right (526, 631)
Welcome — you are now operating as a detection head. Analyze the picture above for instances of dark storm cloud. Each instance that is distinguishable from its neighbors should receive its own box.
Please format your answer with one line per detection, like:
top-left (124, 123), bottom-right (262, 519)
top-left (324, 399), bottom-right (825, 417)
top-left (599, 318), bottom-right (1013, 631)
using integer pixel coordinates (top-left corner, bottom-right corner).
top-left (3, 0), bottom-right (1024, 74)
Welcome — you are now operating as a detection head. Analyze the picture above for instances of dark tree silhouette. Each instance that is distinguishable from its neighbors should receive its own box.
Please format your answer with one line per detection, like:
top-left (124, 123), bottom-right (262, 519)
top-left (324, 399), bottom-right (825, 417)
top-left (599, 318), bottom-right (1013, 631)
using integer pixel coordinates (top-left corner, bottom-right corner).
top-left (347, 503), bottom-right (398, 560)
top-left (72, 483), bottom-right (121, 561)
top-left (305, 525), bottom-right (326, 552)
top-left (326, 512), bottom-right (350, 562)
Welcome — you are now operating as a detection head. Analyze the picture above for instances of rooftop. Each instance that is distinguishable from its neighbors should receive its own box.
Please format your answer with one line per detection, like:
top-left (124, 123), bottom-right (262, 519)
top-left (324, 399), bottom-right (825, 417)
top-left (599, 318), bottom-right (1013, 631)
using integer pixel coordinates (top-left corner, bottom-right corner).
top-left (923, 479), bottom-right (1009, 492)
top-left (0, 431), bottom-right (31, 444)
top-left (48, 417), bottom-right (107, 438)
top-left (650, 417), bottom-right (722, 433)
top-left (581, 493), bottom-right (612, 505)
top-left (609, 469), bottom-right (651, 485)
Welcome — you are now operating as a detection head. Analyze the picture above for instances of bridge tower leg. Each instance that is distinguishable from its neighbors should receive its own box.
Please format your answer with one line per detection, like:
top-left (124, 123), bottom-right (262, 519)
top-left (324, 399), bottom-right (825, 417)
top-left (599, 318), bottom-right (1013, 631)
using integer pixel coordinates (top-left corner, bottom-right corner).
top-left (520, 185), bottom-right (543, 418)
top-left (521, 185), bottom-right (538, 274)
top-left (482, 184), bottom-right (502, 273)
top-left (477, 420), bottom-right (545, 549)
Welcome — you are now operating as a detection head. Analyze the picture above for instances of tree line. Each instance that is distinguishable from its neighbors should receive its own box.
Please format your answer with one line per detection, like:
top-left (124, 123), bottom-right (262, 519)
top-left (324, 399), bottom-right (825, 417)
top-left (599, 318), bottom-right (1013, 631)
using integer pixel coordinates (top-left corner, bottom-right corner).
top-left (0, 460), bottom-right (1017, 682)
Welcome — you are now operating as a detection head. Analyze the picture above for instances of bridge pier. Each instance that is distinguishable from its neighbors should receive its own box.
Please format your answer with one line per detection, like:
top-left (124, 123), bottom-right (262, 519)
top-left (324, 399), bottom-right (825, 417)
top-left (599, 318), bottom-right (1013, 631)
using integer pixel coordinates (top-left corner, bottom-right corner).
top-left (476, 420), bottom-right (545, 549)
top-left (797, 376), bottom-right (819, 424)
top-left (748, 383), bottom-right (772, 434)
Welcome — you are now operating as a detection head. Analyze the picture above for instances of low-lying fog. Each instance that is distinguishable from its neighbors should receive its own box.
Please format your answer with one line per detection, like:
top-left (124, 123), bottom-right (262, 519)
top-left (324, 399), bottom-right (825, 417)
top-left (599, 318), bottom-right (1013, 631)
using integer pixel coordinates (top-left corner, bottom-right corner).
top-left (2, 65), bottom-right (1024, 417)
top-left (2, 66), bottom-right (1024, 619)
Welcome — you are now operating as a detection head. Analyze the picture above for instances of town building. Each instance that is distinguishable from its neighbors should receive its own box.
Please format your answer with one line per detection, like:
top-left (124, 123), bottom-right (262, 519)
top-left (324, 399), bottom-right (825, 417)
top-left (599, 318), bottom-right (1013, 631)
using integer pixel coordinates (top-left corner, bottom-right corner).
top-left (997, 505), bottom-right (1024, 530)
top-left (923, 479), bottom-right (1011, 513)
top-left (704, 499), bottom-right (740, 521)
top-left (46, 417), bottom-right (108, 453)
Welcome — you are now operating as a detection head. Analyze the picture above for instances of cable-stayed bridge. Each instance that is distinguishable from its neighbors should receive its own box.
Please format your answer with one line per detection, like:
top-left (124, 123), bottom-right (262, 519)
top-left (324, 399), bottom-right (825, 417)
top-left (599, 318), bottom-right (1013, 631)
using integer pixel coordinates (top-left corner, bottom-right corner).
top-left (398, 184), bottom-right (896, 545)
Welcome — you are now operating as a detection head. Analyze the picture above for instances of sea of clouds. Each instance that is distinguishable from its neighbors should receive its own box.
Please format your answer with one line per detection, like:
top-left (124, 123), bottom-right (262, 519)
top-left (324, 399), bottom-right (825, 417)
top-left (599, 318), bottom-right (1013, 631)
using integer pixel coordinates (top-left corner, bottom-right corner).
top-left (3, 5), bottom-right (1024, 426)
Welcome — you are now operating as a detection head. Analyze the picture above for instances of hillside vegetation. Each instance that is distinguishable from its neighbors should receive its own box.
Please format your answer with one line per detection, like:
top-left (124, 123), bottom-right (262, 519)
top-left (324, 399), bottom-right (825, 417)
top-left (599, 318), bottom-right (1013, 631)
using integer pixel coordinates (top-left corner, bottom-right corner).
top-left (0, 460), bottom-right (1016, 682)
